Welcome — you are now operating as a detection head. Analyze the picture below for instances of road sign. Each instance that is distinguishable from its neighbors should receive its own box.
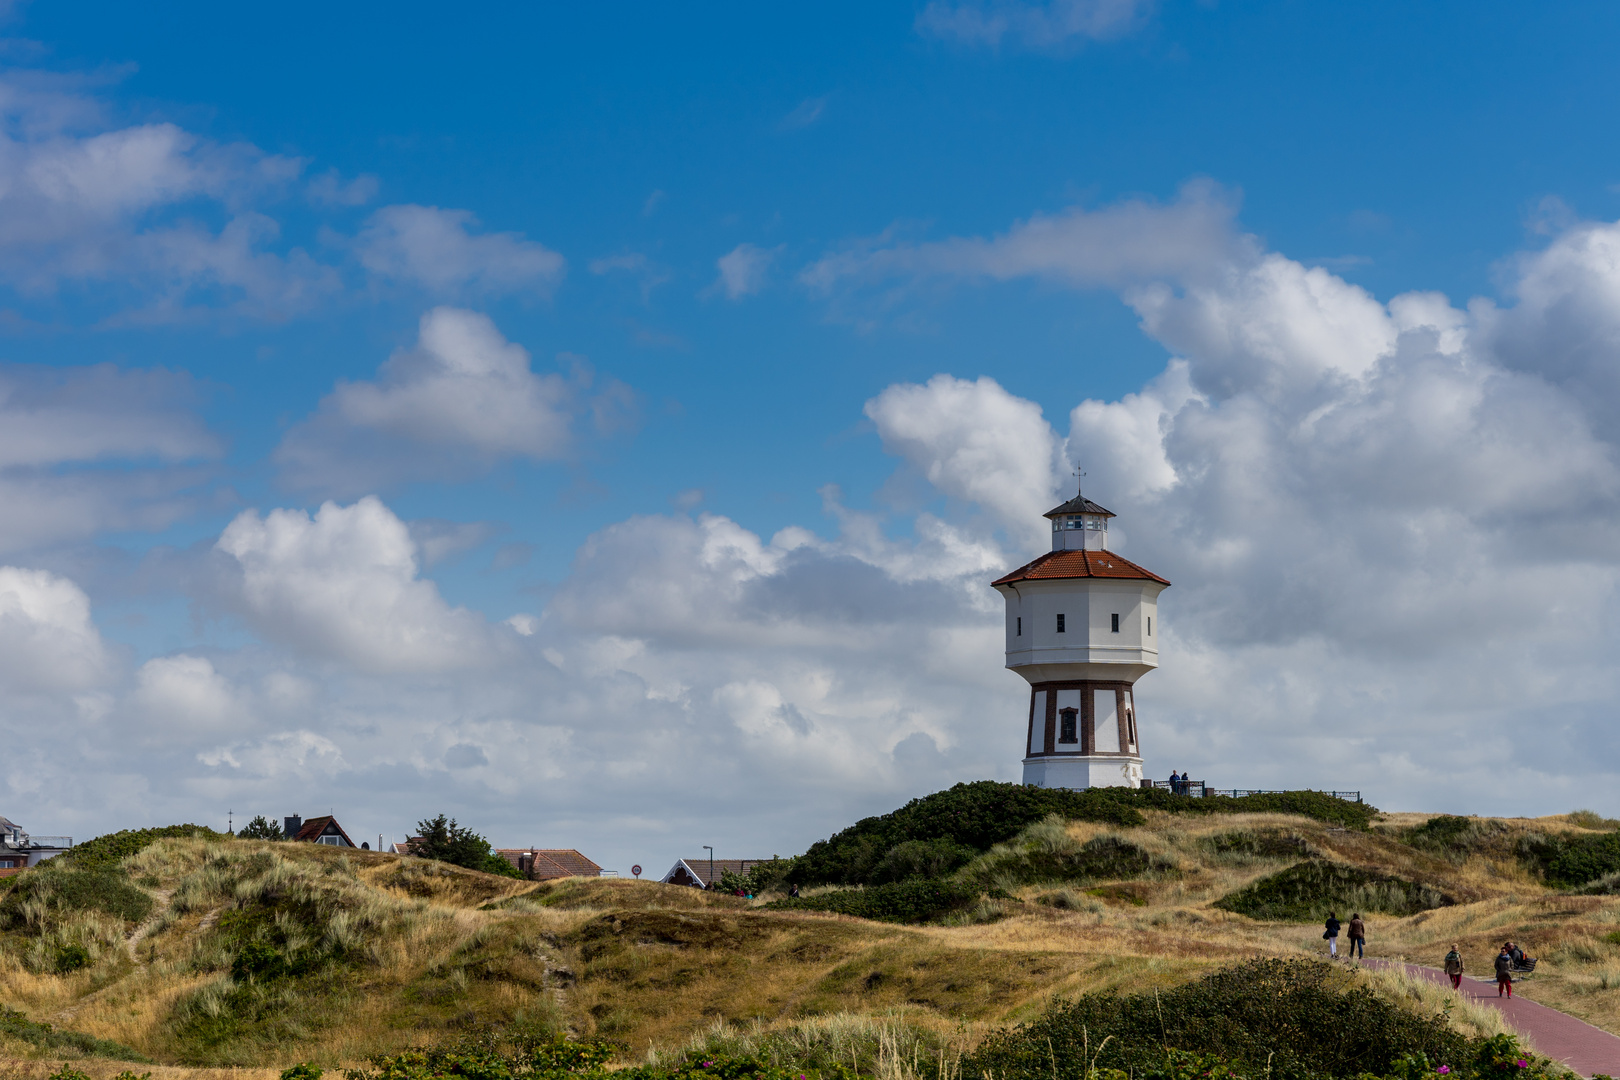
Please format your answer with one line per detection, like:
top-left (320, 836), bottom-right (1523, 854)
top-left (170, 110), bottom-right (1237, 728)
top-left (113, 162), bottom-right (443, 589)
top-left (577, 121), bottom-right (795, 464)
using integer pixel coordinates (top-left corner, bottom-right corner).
top-left (631, 864), bottom-right (642, 878)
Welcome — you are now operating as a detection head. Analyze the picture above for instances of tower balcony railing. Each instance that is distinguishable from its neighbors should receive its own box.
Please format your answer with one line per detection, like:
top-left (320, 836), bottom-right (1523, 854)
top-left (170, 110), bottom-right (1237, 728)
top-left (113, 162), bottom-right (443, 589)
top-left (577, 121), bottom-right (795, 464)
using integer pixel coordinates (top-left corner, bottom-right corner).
top-left (1140, 780), bottom-right (1361, 803)
top-left (19, 836), bottom-right (72, 849)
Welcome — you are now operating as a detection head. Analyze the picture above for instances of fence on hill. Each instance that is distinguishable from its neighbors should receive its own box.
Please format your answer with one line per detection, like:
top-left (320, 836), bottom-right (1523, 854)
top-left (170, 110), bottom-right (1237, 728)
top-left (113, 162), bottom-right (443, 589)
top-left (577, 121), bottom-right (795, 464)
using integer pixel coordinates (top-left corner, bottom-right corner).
top-left (1140, 779), bottom-right (1361, 803)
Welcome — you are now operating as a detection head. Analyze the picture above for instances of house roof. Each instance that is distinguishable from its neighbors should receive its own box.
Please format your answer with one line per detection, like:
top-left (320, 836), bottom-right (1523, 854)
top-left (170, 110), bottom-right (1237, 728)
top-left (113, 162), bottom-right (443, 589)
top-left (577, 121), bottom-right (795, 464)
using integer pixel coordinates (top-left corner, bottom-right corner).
top-left (292, 815), bottom-right (356, 847)
top-left (992, 548), bottom-right (1171, 587)
top-left (494, 848), bottom-right (602, 880)
top-left (1044, 495), bottom-right (1115, 519)
top-left (662, 858), bottom-right (772, 888)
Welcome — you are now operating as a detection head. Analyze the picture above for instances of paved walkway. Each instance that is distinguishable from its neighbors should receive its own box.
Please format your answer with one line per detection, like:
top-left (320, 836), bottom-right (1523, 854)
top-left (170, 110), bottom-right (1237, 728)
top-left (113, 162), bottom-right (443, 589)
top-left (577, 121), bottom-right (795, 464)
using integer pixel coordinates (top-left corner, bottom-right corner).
top-left (1363, 959), bottom-right (1620, 1077)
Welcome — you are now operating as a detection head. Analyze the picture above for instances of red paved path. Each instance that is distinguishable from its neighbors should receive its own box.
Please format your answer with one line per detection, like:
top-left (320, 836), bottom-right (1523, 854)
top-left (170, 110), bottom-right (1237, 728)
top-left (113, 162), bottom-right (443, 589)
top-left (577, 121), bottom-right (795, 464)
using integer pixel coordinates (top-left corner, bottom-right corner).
top-left (1363, 959), bottom-right (1620, 1077)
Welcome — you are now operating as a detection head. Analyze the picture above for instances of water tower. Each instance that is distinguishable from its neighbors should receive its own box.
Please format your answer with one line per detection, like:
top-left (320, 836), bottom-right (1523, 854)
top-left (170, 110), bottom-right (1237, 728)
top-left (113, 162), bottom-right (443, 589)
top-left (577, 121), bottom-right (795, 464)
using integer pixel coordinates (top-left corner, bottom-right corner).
top-left (990, 486), bottom-right (1170, 789)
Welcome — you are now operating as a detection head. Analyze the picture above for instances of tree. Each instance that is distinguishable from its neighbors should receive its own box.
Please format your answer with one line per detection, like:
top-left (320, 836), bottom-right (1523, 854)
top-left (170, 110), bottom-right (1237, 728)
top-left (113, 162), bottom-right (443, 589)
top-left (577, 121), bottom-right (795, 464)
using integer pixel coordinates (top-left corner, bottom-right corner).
top-left (414, 813), bottom-right (497, 869)
top-left (239, 815), bottom-right (284, 841)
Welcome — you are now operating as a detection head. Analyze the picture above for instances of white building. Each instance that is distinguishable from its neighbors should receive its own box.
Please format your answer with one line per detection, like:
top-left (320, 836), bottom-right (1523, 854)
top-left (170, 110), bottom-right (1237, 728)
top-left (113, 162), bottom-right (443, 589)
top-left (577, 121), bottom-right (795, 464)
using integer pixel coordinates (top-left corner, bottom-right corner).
top-left (991, 490), bottom-right (1170, 790)
top-left (0, 816), bottom-right (72, 869)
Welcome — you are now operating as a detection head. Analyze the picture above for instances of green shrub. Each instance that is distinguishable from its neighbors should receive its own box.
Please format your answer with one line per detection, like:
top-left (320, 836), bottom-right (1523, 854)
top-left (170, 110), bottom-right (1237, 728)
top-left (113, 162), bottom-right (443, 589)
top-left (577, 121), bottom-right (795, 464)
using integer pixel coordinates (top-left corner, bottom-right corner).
top-left (0, 1005), bottom-right (149, 1060)
top-left (47, 1067), bottom-right (93, 1080)
top-left (483, 852), bottom-right (526, 879)
top-left (0, 865), bottom-right (154, 932)
top-left (1523, 831), bottom-right (1620, 887)
top-left (764, 879), bottom-right (983, 923)
top-left (282, 1065), bottom-right (324, 1080)
top-left (869, 839), bottom-right (975, 883)
top-left (969, 824), bottom-right (1171, 887)
top-left (1567, 809), bottom-right (1620, 830)
top-left (67, 824), bottom-right (226, 870)
top-left (345, 1036), bottom-right (616, 1080)
top-left (1213, 860), bottom-right (1448, 921)
top-left (964, 958), bottom-right (1469, 1080)
top-left (1205, 830), bottom-right (1315, 859)
top-left (55, 942), bottom-right (91, 973)
top-left (787, 783), bottom-right (1375, 887)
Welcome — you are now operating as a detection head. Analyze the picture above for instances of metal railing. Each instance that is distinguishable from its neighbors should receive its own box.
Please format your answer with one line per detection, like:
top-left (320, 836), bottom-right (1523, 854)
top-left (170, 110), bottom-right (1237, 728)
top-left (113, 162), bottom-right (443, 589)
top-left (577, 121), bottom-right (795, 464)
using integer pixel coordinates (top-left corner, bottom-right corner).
top-left (25, 836), bottom-right (72, 848)
top-left (1140, 781), bottom-right (1361, 803)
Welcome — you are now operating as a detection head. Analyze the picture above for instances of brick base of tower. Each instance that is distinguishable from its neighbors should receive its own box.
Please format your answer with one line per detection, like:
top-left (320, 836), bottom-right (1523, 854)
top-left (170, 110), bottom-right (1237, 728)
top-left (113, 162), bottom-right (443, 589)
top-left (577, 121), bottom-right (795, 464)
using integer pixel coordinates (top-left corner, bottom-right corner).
top-left (1023, 755), bottom-right (1143, 790)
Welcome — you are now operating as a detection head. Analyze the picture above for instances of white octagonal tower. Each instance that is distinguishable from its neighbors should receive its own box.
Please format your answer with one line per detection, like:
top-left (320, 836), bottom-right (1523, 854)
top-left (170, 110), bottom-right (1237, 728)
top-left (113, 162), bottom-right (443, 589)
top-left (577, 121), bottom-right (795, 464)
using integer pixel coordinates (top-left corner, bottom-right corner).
top-left (990, 488), bottom-right (1170, 790)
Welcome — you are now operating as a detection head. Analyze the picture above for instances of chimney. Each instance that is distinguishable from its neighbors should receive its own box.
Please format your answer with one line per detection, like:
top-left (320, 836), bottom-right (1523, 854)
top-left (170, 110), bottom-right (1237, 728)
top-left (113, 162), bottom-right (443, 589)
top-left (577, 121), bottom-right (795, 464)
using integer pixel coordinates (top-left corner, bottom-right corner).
top-left (284, 815), bottom-right (302, 838)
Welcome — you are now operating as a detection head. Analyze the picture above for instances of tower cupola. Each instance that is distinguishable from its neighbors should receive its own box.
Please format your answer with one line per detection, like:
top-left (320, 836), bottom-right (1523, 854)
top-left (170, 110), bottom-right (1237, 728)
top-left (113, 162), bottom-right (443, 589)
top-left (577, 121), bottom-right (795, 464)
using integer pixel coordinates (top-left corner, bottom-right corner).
top-left (1045, 493), bottom-right (1114, 551)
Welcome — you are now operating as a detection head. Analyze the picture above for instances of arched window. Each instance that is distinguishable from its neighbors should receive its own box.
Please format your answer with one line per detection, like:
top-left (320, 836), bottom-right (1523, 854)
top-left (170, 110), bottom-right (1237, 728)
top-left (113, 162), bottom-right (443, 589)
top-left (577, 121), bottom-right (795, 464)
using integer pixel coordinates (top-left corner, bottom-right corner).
top-left (1059, 707), bottom-right (1079, 744)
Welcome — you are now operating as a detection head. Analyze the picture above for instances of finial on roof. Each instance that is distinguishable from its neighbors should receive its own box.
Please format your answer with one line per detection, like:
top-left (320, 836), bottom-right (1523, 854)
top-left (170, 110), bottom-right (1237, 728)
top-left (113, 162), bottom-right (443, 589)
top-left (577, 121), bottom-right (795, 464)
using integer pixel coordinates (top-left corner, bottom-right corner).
top-left (1075, 464), bottom-right (1086, 499)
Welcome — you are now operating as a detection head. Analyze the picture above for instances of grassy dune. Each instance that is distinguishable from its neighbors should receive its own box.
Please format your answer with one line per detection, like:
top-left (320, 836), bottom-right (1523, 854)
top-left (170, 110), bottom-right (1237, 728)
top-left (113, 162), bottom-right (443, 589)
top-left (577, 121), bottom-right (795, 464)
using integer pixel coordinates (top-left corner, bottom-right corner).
top-left (2, 808), bottom-right (1620, 1072)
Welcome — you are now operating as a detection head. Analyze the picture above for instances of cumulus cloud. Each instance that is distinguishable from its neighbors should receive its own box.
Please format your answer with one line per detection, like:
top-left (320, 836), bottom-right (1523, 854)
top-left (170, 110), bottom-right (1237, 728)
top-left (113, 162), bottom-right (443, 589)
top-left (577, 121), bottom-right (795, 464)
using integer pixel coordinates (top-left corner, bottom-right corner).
top-left (276, 308), bottom-right (635, 495)
top-left (0, 566), bottom-right (108, 692)
top-left (213, 496), bottom-right (502, 674)
top-left (0, 78), bottom-right (345, 319)
top-left (354, 205), bottom-right (565, 296)
top-left (713, 243), bottom-right (780, 299)
top-left (917, 0), bottom-right (1152, 49)
top-left (132, 654), bottom-right (238, 732)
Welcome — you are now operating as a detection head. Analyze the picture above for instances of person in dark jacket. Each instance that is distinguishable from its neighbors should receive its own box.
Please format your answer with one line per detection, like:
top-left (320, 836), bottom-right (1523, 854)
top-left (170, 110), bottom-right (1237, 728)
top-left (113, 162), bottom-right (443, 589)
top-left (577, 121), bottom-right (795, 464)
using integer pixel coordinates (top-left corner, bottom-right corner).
top-left (1444, 944), bottom-right (1464, 989)
top-left (1346, 913), bottom-right (1366, 959)
top-left (1495, 946), bottom-right (1514, 997)
top-left (1324, 912), bottom-right (1341, 958)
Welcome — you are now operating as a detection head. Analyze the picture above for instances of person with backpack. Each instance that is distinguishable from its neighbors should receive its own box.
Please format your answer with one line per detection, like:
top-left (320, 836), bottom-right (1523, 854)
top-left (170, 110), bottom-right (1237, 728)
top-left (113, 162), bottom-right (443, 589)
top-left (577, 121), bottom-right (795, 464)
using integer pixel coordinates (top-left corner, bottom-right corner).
top-left (1346, 913), bottom-right (1366, 959)
top-left (1444, 944), bottom-right (1464, 989)
top-left (1324, 912), bottom-right (1341, 958)
top-left (1495, 945), bottom-right (1514, 997)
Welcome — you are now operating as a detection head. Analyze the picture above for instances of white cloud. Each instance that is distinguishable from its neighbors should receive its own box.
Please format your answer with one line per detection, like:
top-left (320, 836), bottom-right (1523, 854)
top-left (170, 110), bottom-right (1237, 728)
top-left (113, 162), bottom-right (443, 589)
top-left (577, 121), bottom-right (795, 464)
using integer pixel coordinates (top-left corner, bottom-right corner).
top-left (714, 243), bottom-right (780, 299)
top-left (801, 180), bottom-right (1245, 298)
top-left (354, 204), bottom-right (565, 296)
top-left (917, 0), bottom-right (1152, 49)
top-left (306, 168), bottom-right (379, 207)
top-left (779, 96), bottom-right (829, 131)
top-left (214, 496), bottom-right (500, 674)
top-left (0, 565), bottom-right (107, 692)
top-left (276, 308), bottom-right (633, 494)
top-left (132, 654), bottom-right (237, 732)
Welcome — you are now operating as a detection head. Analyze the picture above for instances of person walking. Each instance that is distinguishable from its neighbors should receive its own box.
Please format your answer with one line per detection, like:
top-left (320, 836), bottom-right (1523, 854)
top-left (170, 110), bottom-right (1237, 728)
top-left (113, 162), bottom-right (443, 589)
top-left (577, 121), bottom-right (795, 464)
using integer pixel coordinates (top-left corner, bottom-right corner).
top-left (1495, 945), bottom-right (1515, 997)
top-left (1324, 912), bottom-right (1341, 958)
top-left (1346, 913), bottom-right (1366, 960)
top-left (1444, 944), bottom-right (1465, 989)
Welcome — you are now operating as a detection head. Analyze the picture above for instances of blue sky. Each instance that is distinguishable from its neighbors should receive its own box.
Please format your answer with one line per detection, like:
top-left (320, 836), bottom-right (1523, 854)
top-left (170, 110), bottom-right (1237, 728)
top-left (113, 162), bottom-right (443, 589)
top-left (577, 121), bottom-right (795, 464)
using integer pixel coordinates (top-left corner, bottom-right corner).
top-left (4, 1), bottom-right (1620, 871)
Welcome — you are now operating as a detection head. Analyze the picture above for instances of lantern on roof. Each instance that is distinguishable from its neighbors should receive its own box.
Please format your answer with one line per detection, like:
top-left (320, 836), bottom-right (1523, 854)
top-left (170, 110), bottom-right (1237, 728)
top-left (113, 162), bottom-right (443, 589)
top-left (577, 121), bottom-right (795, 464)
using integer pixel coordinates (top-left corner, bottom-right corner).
top-left (989, 479), bottom-right (1170, 790)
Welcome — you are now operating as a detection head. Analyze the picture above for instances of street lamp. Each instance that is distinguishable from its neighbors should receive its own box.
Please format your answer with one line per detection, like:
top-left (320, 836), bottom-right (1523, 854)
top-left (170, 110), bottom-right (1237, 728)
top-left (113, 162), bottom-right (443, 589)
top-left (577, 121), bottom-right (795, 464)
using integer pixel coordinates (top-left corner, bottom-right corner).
top-left (703, 845), bottom-right (714, 890)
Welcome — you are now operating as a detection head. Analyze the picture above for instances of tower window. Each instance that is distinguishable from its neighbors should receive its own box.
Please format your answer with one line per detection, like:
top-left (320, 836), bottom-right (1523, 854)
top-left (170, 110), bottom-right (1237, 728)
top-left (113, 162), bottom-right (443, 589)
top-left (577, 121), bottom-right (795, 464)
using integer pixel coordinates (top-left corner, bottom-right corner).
top-left (1056, 614), bottom-right (1066, 633)
top-left (1147, 616), bottom-right (1152, 636)
top-left (1111, 613), bottom-right (1120, 633)
top-left (1059, 708), bottom-right (1078, 743)
top-left (1016, 616), bottom-right (1021, 636)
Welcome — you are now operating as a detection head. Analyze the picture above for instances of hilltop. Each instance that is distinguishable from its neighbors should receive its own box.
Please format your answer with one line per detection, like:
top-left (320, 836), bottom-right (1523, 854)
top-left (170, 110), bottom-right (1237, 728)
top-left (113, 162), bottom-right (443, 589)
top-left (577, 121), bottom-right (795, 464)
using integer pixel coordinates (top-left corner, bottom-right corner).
top-left (3, 793), bottom-right (1620, 1076)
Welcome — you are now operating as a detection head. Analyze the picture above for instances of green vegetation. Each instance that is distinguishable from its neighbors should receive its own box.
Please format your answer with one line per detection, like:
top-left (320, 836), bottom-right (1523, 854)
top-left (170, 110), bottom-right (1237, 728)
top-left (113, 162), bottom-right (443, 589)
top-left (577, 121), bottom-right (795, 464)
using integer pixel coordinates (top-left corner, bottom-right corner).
top-left (764, 879), bottom-right (985, 923)
top-left (1213, 860), bottom-right (1448, 921)
top-left (788, 782), bottom-right (1374, 888)
top-left (65, 824), bottom-right (226, 870)
top-left (1522, 830), bottom-right (1620, 888)
top-left (0, 861), bottom-right (154, 930)
top-left (240, 815), bottom-right (287, 840)
top-left (414, 813), bottom-right (525, 879)
top-left (967, 820), bottom-right (1172, 887)
top-left (0, 1004), bottom-right (149, 1061)
top-left (965, 958), bottom-right (1478, 1080)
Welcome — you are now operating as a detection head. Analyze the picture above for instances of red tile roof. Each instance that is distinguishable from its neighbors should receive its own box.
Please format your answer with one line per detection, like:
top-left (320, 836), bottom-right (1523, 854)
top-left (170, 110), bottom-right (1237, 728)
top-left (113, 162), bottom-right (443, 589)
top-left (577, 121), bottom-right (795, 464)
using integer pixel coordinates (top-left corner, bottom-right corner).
top-left (992, 548), bottom-right (1170, 587)
top-left (494, 848), bottom-right (601, 880)
top-left (292, 815), bottom-right (357, 847)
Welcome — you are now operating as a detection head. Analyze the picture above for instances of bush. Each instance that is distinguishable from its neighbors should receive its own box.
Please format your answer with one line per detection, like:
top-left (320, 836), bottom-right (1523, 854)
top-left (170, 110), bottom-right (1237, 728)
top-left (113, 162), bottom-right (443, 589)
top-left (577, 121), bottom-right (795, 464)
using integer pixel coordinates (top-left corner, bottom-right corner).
top-left (55, 942), bottom-right (91, 973)
top-left (764, 879), bottom-right (984, 923)
top-left (1522, 831), bottom-right (1620, 887)
top-left (0, 1005), bottom-right (149, 1060)
top-left (413, 813), bottom-right (502, 872)
top-left (1213, 860), bottom-right (1448, 922)
top-left (239, 816), bottom-right (285, 841)
top-left (0, 865), bottom-right (154, 931)
top-left (67, 824), bottom-right (226, 870)
top-left (970, 825), bottom-right (1171, 887)
top-left (965, 958), bottom-right (1470, 1080)
top-left (483, 852), bottom-right (526, 879)
top-left (787, 782), bottom-right (1376, 887)
top-left (282, 1065), bottom-right (323, 1080)
top-left (345, 1035), bottom-right (615, 1080)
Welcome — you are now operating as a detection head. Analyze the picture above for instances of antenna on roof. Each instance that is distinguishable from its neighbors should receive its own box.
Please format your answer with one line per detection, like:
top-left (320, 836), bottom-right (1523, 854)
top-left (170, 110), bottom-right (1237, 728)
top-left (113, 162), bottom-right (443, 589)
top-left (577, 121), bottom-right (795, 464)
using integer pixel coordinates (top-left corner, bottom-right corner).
top-left (1074, 465), bottom-right (1086, 499)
